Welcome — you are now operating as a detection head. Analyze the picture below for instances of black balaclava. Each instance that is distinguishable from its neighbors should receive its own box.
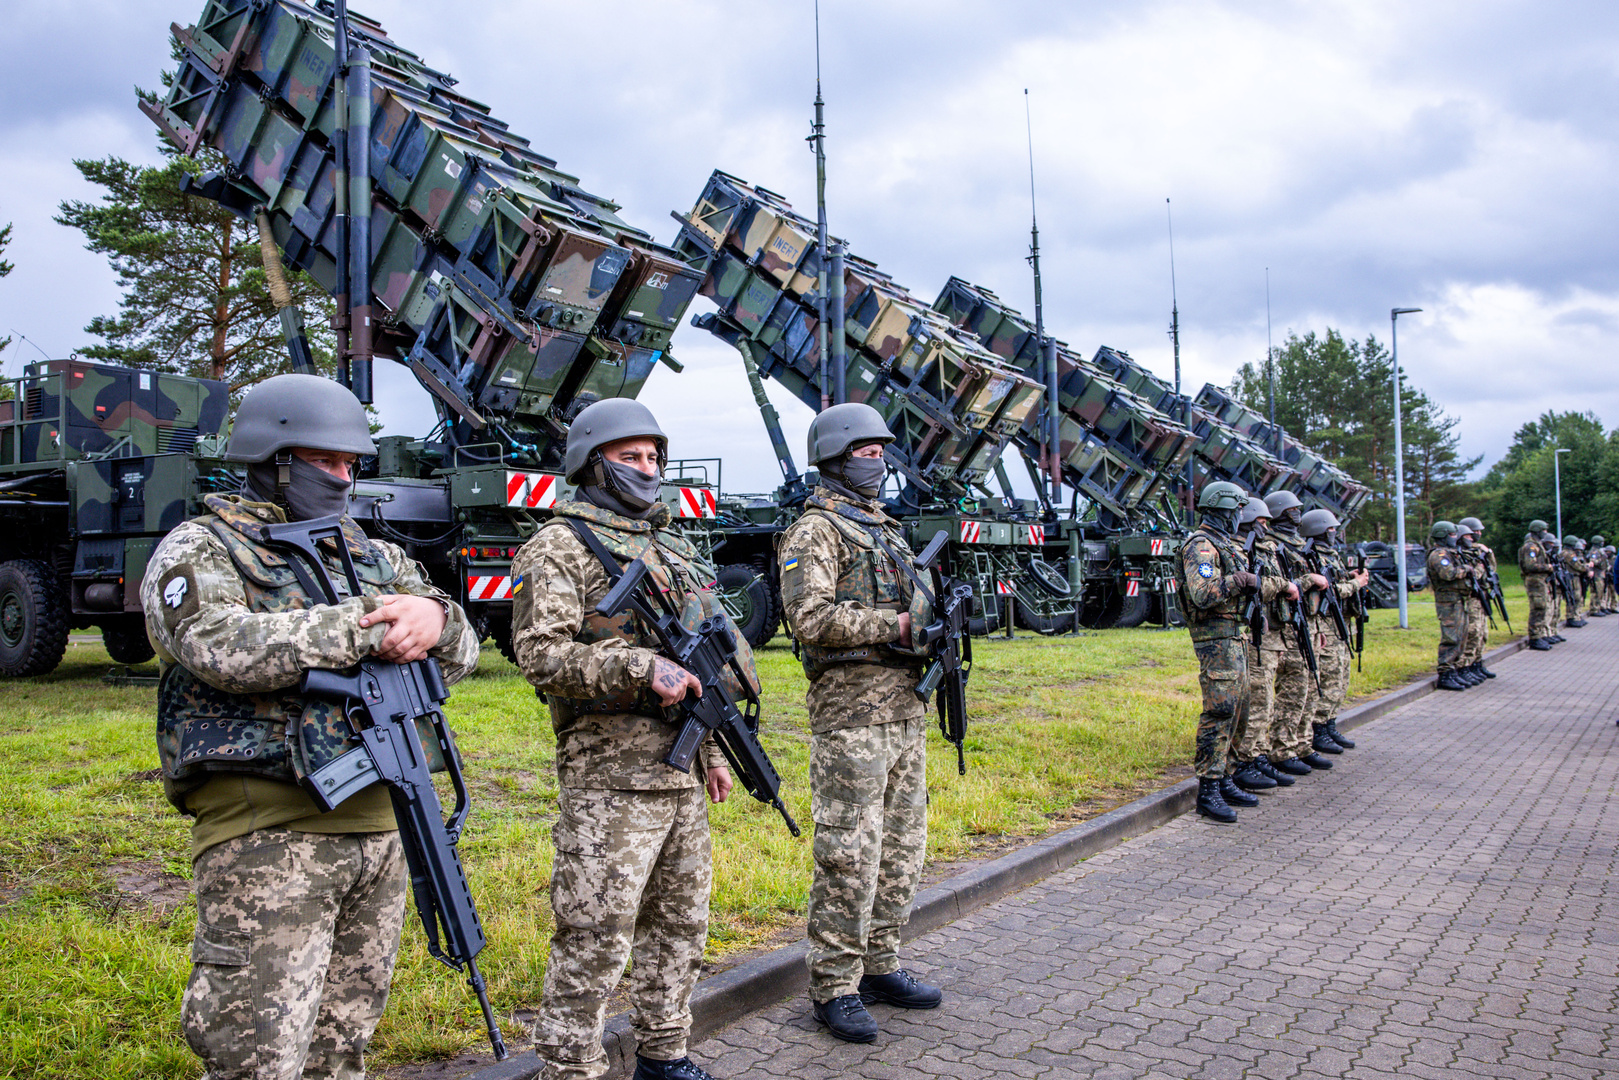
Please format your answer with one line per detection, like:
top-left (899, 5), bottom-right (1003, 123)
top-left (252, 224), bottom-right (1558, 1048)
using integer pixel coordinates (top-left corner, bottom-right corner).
top-left (821, 447), bottom-right (887, 502)
top-left (245, 455), bottom-right (352, 521)
top-left (1202, 506), bottom-right (1239, 536)
top-left (580, 457), bottom-right (662, 519)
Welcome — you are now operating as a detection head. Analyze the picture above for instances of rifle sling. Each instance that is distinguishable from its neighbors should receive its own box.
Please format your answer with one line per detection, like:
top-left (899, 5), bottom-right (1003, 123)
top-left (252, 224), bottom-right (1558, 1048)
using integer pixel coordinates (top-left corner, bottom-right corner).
top-left (846, 514), bottom-right (938, 609)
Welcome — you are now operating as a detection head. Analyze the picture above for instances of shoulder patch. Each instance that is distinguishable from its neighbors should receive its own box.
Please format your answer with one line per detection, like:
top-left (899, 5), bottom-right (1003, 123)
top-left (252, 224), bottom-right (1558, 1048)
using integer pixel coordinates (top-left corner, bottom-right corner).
top-left (1439, 557), bottom-right (1450, 566)
top-left (154, 564), bottom-right (200, 628)
top-left (782, 556), bottom-right (799, 573)
top-left (1197, 562), bottom-right (1215, 578)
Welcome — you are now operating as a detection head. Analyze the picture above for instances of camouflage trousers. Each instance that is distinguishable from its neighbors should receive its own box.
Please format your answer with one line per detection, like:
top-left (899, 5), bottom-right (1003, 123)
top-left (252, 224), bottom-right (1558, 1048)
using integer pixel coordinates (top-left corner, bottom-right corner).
top-left (1272, 638), bottom-right (1319, 761)
top-left (1566, 582), bottom-right (1586, 622)
top-left (1231, 639), bottom-right (1282, 767)
top-left (183, 827), bottom-right (406, 1080)
top-left (1192, 635), bottom-right (1248, 779)
top-left (1461, 597), bottom-right (1489, 666)
top-left (1550, 581), bottom-right (1563, 626)
top-left (1435, 597), bottom-right (1469, 673)
top-left (1525, 574), bottom-right (1552, 639)
top-left (534, 786), bottom-right (711, 1079)
top-left (1311, 627), bottom-right (1353, 726)
top-left (806, 715), bottom-right (928, 1001)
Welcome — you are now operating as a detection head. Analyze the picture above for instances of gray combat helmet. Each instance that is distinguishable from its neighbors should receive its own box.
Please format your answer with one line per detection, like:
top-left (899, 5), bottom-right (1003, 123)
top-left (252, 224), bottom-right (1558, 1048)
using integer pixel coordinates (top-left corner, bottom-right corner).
top-left (1459, 516), bottom-right (1484, 536)
top-left (564, 398), bottom-right (667, 484)
top-left (1529, 519), bottom-right (1550, 534)
top-left (807, 402), bottom-right (893, 466)
top-left (1263, 489), bottom-right (1303, 516)
top-left (224, 374), bottom-right (376, 462)
top-left (1591, 534), bottom-right (1606, 546)
top-left (1563, 534), bottom-right (1580, 547)
top-left (1430, 520), bottom-right (1459, 544)
top-left (1197, 481), bottom-right (1248, 511)
top-left (1299, 508), bottom-right (1341, 539)
top-left (1238, 496), bottom-right (1271, 527)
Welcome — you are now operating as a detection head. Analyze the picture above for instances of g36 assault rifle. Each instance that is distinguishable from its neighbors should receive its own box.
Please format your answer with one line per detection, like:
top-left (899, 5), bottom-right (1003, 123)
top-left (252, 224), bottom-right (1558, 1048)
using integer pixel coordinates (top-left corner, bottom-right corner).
top-left (255, 514), bottom-right (507, 1062)
top-left (581, 524), bottom-right (802, 836)
top-left (910, 531), bottom-right (975, 776)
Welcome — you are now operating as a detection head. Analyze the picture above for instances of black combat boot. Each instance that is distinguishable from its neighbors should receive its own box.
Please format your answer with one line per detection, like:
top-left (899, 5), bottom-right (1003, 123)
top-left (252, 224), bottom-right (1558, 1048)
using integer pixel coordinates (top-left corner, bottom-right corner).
top-left (634, 1056), bottom-right (720, 1080)
top-left (1458, 666), bottom-right (1482, 686)
top-left (1529, 637), bottom-right (1553, 651)
top-left (1220, 775), bottom-right (1259, 807)
top-left (858, 969), bottom-right (942, 1009)
top-left (813, 995), bottom-right (879, 1043)
top-left (1476, 660), bottom-right (1496, 679)
top-left (1437, 669), bottom-right (1468, 691)
top-left (1254, 755), bottom-right (1295, 786)
top-left (1232, 760), bottom-right (1277, 791)
top-left (1324, 718), bottom-right (1355, 749)
top-left (1300, 750), bottom-right (1335, 769)
top-left (1551, 632), bottom-right (1566, 643)
top-left (1567, 618), bottom-right (1588, 628)
top-left (1197, 777), bottom-right (1238, 823)
top-left (1273, 756), bottom-right (1313, 776)
top-left (1312, 724), bottom-right (1345, 754)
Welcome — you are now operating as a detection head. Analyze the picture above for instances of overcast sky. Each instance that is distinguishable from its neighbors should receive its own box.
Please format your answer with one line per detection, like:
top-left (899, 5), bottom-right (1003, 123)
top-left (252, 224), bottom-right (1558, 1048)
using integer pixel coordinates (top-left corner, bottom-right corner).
top-left (2, 0), bottom-right (1614, 493)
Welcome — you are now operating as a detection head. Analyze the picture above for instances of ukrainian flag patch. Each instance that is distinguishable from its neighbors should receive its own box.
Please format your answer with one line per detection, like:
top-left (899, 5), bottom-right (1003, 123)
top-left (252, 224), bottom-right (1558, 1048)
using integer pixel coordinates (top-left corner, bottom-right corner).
top-left (783, 556), bottom-right (799, 573)
top-left (512, 574), bottom-right (525, 594)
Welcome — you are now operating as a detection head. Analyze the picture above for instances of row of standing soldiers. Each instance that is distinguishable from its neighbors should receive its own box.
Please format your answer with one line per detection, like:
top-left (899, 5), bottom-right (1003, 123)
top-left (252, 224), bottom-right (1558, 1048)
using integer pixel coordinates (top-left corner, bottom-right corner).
top-left (1425, 517), bottom-right (1509, 691)
top-left (1517, 522), bottom-right (1617, 651)
top-left (1179, 482), bottom-right (1371, 824)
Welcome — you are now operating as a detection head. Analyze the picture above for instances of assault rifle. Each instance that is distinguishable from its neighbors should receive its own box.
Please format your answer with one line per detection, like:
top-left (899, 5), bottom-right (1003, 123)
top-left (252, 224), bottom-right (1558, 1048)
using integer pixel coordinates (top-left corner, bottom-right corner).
top-left (1551, 550), bottom-right (1579, 608)
top-left (909, 531), bottom-right (975, 776)
top-left (1459, 547), bottom-right (1497, 630)
top-left (1306, 544), bottom-right (1353, 647)
top-left (1346, 552), bottom-right (1369, 671)
top-left (1483, 562), bottom-right (1513, 634)
top-left (584, 527), bottom-right (801, 836)
top-left (255, 515), bottom-right (507, 1062)
top-left (1242, 530), bottom-right (1268, 649)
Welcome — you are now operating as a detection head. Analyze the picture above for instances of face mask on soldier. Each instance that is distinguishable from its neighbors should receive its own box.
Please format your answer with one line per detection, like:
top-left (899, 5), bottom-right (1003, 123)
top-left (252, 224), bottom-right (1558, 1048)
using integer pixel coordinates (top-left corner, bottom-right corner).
top-left (245, 456), bottom-right (352, 521)
top-left (580, 456), bottom-right (662, 518)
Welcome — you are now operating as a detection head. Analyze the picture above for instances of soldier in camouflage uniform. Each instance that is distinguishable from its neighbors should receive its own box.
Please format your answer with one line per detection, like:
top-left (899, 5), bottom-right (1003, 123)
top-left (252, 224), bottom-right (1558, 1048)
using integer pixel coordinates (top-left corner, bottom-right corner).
top-left (1301, 509), bottom-right (1369, 753)
top-left (1228, 497), bottom-right (1301, 793)
top-left (1537, 524), bottom-right (1570, 641)
top-left (1179, 481), bottom-right (1262, 824)
top-left (1428, 521), bottom-right (1476, 691)
top-left (510, 399), bottom-right (746, 1080)
top-left (1561, 535), bottom-right (1592, 628)
top-left (1453, 520), bottom-right (1496, 684)
top-left (778, 403), bottom-right (940, 1044)
top-left (1519, 520), bottom-right (1557, 650)
top-left (1264, 491), bottom-right (1335, 775)
top-left (1592, 537), bottom-right (1616, 614)
top-left (142, 375), bottom-right (481, 1080)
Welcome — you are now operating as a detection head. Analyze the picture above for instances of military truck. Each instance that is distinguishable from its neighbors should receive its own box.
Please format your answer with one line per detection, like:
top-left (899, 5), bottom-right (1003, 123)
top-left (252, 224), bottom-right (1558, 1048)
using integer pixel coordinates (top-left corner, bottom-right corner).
top-left (0, 359), bottom-right (230, 676)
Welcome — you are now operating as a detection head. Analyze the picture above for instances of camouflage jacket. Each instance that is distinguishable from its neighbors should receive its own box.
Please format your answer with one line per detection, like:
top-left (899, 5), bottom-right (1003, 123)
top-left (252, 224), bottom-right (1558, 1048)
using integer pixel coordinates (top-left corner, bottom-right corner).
top-left (1426, 545), bottom-right (1473, 600)
top-left (509, 500), bottom-right (742, 790)
top-left (1560, 548), bottom-right (1593, 579)
top-left (1271, 530), bottom-right (1329, 623)
top-left (143, 494), bottom-right (480, 814)
top-left (779, 487), bottom-right (931, 732)
top-left (1518, 536), bottom-right (1554, 575)
top-left (1244, 534), bottom-right (1299, 648)
top-left (1179, 526), bottom-right (1251, 642)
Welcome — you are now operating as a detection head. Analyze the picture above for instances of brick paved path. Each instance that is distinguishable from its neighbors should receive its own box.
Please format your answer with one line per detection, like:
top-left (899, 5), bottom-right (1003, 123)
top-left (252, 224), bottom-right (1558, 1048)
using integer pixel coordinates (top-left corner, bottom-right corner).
top-left (695, 620), bottom-right (1619, 1079)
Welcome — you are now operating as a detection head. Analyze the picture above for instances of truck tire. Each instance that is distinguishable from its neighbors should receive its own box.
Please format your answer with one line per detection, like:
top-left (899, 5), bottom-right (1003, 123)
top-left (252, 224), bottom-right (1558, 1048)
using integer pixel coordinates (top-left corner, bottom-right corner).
top-left (1111, 588), bottom-right (1153, 629)
top-left (1026, 558), bottom-right (1072, 598)
top-left (1012, 599), bottom-right (1076, 635)
top-left (103, 619), bottom-right (157, 665)
top-left (716, 563), bottom-right (778, 649)
top-left (0, 560), bottom-right (70, 678)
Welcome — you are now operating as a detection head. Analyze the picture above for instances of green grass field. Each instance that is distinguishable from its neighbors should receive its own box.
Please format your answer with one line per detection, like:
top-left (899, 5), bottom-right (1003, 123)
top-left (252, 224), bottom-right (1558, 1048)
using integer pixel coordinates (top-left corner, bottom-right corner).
top-left (0, 574), bottom-right (1527, 1077)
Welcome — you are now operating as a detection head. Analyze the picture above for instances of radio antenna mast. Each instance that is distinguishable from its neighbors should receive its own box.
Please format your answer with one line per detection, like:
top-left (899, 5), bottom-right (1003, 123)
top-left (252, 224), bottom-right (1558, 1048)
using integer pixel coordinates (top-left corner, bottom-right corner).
top-left (1026, 90), bottom-right (1060, 503)
top-left (1167, 198), bottom-right (1191, 524)
top-left (810, 0), bottom-right (832, 409)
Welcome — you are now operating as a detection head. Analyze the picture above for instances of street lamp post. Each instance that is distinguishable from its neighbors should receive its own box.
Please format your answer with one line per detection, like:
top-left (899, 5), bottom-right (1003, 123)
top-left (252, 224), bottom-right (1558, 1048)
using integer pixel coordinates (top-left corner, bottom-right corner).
top-left (1555, 447), bottom-right (1571, 541)
top-left (1391, 307), bottom-right (1422, 630)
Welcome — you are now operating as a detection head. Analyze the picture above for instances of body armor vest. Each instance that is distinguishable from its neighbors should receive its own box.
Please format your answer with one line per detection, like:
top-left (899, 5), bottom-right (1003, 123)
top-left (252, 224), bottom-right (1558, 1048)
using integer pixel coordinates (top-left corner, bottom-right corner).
top-left (1180, 527), bottom-right (1247, 641)
top-left (155, 495), bottom-right (418, 813)
top-left (790, 494), bottom-right (932, 680)
top-left (545, 502), bottom-right (757, 724)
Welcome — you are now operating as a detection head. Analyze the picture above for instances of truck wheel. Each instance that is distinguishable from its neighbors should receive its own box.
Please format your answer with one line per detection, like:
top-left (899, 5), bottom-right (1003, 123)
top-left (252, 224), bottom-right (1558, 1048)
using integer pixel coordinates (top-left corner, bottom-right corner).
top-left (1026, 558), bottom-right (1073, 598)
top-left (0, 560), bottom-right (70, 678)
top-left (717, 563), bottom-right (778, 648)
top-left (1013, 600), bottom-right (1076, 635)
top-left (1111, 588), bottom-right (1153, 629)
top-left (103, 618), bottom-right (156, 665)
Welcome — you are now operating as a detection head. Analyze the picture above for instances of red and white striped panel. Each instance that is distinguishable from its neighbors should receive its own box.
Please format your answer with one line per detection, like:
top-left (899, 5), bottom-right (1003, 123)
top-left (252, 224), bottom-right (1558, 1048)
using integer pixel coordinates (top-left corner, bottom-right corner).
top-left (506, 471), bottom-right (557, 509)
top-left (677, 486), bottom-right (718, 519)
top-left (959, 520), bottom-right (982, 544)
top-left (1125, 579), bottom-right (1140, 597)
top-left (466, 575), bottom-right (514, 601)
top-left (1025, 524), bottom-right (1044, 546)
top-left (1149, 537), bottom-right (1165, 556)
top-left (996, 580), bottom-right (1013, 595)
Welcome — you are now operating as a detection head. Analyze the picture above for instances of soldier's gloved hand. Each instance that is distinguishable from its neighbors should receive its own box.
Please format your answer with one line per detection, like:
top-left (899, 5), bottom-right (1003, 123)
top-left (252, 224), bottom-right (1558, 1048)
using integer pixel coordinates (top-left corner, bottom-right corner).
top-left (1228, 571), bottom-right (1257, 593)
top-left (705, 766), bottom-right (733, 804)
top-left (362, 594), bottom-right (447, 663)
top-left (650, 655), bottom-right (702, 706)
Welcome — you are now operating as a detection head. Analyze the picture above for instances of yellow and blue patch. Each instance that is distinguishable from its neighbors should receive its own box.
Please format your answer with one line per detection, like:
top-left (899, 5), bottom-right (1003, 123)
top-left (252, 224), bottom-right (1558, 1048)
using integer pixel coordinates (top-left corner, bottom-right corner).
top-left (782, 556), bottom-right (799, 573)
top-left (512, 574), bottom-right (525, 595)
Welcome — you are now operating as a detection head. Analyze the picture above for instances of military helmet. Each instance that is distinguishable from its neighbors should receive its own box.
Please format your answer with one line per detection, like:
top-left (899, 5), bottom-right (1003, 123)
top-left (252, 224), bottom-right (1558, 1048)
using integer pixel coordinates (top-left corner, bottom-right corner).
top-left (1575, 538), bottom-right (1587, 550)
top-left (1591, 534), bottom-right (1606, 546)
top-left (1459, 516), bottom-right (1484, 535)
top-left (1430, 520), bottom-right (1458, 543)
top-left (1299, 508), bottom-right (1340, 539)
top-left (564, 398), bottom-right (667, 484)
top-left (1455, 521), bottom-right (1476, 538)
top-left (807, 402), bottom-right (893, 465)
top-left (1238, 496), bottom-right (1271, 526)
top-left (1563, 534), bottom-right (1579, 547)
top-left (1529, 519), bottom-right (1550, 534)
top-left (1197, 480), bottom-right (1248, 511)
top-left (224, 374), bottom-right (376, 462)
top-left (1263, 489), bottom-right (1303, 516)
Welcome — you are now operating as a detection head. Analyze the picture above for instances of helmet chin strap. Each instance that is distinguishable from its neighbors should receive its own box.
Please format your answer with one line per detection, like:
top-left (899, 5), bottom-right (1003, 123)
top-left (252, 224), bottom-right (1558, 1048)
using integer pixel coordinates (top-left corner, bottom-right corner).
top-left (275, 451), bottom-right (293, 504)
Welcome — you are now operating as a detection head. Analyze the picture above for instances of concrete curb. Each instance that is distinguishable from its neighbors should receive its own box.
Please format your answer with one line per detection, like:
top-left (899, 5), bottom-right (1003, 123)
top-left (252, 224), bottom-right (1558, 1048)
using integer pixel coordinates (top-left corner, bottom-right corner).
top-left (464, 634), bottom-right (1531, 1079)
